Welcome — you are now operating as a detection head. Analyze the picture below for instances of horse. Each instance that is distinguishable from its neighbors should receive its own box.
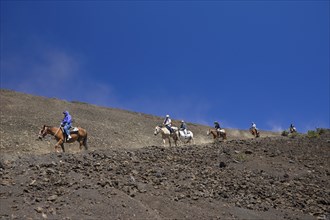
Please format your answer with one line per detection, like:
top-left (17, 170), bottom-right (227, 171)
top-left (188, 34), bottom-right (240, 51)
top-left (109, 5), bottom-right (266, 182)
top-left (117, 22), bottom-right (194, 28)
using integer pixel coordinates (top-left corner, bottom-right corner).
top-left (207, 128), bottom-right (227, 141)
top-left (38, 125), bottom-right (88, 152)
top-left (249, 127), bottom-right (260, 138)
top-left (289, 127), bottom-right (297, 133)
top-left (178, 130), bottom-right (195, 144)
top-left (154, 125), bottom-right (178, 147)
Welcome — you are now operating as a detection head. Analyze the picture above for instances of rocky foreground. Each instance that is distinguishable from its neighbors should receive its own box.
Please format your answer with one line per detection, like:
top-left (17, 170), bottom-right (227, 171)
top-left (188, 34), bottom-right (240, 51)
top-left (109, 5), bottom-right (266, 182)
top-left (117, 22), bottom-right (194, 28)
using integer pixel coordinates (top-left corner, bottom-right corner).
top-left (1, 131), bottom-right (329, 220)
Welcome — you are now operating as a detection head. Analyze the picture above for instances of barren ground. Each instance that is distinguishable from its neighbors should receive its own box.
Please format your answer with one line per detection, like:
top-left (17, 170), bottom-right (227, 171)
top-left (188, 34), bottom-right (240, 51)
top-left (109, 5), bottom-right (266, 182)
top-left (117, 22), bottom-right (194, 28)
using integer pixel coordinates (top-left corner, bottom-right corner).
top-left (0, 89), bottom-right (329, 220)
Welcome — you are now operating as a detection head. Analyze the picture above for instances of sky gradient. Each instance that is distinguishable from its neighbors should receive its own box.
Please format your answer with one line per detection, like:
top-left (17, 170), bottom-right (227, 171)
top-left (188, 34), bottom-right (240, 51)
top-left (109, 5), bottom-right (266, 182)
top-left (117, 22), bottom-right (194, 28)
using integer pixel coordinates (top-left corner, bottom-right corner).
top-left (1, 1), bottom-right (329, 132)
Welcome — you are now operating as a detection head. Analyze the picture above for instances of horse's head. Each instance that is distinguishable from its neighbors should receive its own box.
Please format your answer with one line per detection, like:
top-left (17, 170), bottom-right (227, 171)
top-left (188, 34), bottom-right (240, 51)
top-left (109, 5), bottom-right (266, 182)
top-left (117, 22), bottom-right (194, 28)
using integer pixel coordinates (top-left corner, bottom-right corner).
top-left (206, 129), bottom-right (211, 136)
top-left (38, 125), bottom-right (48, 140)
top-left (154, 126), bottom-right (161, 135)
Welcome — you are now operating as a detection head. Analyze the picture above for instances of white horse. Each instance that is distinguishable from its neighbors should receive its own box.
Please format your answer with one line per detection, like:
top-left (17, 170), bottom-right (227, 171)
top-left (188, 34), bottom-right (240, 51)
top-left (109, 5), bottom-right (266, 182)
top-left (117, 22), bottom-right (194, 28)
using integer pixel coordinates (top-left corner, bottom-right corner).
top-left (154, 125), bottom-right (178, 147)
top-left (178, 130), bottom-right (195, 144)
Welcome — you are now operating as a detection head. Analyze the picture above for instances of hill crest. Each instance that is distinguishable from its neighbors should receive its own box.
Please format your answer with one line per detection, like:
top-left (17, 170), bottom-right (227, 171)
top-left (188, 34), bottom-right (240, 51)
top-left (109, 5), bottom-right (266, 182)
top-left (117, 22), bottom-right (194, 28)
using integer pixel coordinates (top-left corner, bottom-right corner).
top-left (0, 89), bottom-right (278, 155)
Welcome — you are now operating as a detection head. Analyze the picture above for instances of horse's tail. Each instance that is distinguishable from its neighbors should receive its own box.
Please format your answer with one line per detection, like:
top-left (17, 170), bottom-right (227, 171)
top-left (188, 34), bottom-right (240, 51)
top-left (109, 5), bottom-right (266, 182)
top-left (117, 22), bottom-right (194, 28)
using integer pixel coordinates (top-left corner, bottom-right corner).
top-left (83, 133), bottom-right (88, 150)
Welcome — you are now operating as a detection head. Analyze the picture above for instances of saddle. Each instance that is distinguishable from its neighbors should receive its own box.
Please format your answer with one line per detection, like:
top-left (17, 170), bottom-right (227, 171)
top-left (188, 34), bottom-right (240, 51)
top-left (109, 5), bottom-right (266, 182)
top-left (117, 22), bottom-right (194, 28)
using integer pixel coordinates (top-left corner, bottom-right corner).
top-left (179, 130), bottom-right (191, 138)
top-left (217, 129), bottom-right (225, 133)
top-left (61, 126), bottom-right (79, 134)
top-left (165, 126), bottom-right (174, 133)
top-left (60, 127), bottom-right (79, 142)
top-left (70, 127), bottom-right (79, 132)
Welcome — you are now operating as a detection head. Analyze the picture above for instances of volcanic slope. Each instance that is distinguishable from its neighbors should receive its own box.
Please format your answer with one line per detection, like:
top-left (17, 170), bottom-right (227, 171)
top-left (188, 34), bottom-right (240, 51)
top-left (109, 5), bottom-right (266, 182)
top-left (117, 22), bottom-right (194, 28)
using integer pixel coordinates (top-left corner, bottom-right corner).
top-left (1, 89), bottom-right (329, 220)
top-left (0, 89), bottom-right (277, 155)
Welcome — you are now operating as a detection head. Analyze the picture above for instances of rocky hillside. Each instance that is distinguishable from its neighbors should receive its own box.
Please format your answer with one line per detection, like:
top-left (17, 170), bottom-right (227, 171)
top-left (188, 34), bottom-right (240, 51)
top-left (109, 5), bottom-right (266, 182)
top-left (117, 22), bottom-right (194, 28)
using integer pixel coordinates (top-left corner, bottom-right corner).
top-left (0, 89), bottom-right (277, 156)
top-left (1, 89), bottom-right (329, 220)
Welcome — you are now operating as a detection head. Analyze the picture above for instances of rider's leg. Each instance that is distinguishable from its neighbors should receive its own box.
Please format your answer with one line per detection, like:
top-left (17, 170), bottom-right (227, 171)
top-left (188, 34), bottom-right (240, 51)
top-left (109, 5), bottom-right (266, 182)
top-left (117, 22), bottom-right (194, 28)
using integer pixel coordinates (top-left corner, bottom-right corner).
top-left (216, 129), bottom-right (220, 137)
top-left (167, 126), bottom-right (173, 133)
top-left (64, 124), bottom-right (71, 139)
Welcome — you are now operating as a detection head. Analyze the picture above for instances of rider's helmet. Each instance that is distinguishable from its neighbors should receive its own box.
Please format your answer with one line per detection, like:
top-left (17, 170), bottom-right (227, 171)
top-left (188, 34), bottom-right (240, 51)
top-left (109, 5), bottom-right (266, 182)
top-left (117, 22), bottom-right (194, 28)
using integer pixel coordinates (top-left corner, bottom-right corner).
top-left (181, 120), bottom-right (184, 123)
top-left (214, 121), bottom-right (218, 124)
top-left (166, 114), bottom-right (170, 118)
top-left (63, 111), bottom-right (68, 115)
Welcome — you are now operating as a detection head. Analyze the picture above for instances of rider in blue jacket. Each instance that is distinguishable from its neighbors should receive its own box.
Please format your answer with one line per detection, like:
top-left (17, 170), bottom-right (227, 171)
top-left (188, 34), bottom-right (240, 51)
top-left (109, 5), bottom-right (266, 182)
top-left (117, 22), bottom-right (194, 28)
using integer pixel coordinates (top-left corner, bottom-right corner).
top-left (61, 111), bottom-right (72, 140)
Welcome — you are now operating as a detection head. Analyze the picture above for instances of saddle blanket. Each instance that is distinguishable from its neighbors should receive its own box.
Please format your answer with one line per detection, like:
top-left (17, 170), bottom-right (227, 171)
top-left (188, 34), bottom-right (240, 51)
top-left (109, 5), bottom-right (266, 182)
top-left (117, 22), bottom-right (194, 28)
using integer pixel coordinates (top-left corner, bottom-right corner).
top-left (70, 127), bottom-right (79, 132)
top-left (217, 129), bottom-right (226, 133)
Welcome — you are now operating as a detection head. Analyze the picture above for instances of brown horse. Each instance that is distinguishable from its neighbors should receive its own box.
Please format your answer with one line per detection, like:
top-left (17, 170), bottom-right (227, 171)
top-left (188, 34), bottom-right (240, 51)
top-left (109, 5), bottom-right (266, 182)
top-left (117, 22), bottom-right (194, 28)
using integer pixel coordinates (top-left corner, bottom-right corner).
top-left (249, 127), bottom-right (260, 138)
top-left (39, 125), bottom-right (88, 152)
top-left (207, 128), bottom-right (227, 141)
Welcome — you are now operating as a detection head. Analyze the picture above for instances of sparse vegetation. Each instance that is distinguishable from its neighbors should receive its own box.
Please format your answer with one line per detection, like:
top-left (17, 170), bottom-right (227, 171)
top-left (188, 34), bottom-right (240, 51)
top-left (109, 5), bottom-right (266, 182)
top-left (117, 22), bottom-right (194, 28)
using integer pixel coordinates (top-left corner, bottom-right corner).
top-left (235, 152), bottom-right (247, 162)
top-left (307, 130), bottom-right (319, 138)
top-left (290, 132), bottom-right (298, 138)
top-left (281, 130), bottom-right (289, 136)
top-left (316, 128), bottom-right (327, 135)
top-left (307, 128), bottom-right (329, 138)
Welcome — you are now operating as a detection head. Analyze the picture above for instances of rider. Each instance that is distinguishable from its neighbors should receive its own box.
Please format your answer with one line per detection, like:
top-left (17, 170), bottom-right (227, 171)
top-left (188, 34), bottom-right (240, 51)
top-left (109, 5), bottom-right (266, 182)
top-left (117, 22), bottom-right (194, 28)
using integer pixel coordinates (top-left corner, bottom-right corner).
top-left (180, 120), bottom-right (188, 135)
top-left (290, 123), bottom-right (296, 133)
top-left (251, 122), bottom-right (258, 131)
top-left (163, 114), bottom-right (173, 133)
top-left (61, 111), bottom-right (72, 140)
top-left (214, 121), bottom-right (222, 137)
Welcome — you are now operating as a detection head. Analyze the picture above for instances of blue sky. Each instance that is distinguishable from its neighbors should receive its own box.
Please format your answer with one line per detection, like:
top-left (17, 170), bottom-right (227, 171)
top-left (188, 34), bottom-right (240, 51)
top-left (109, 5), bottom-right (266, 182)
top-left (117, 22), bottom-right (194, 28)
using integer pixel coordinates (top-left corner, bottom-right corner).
top-left (1, 1), bottom-right (329, 132)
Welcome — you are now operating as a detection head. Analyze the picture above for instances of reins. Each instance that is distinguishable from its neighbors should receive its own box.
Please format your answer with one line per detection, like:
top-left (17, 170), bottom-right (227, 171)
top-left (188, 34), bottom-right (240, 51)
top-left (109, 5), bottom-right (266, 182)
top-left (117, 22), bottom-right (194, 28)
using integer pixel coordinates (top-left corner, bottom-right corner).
top-left (54, 126), bottom-right (61, 136)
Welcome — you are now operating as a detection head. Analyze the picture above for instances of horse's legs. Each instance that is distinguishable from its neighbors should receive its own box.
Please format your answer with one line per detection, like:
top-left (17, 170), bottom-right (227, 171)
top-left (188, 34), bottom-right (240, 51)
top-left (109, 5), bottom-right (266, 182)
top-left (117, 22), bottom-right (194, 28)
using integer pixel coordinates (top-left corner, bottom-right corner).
top-left (79, 138), bottom-right (88, 151)
top-left (163, 139), bottom-right (166, 147)
top-left (60, 143), bottom-right (65, 152)
top-left (83, 136), bottom-right (88, 150)
top-left (55, 139), bottom-right (64, 153)
top-left (168, 138), bottom-right (171, 147)
top-left (79, 139), bottom-right (83, 150)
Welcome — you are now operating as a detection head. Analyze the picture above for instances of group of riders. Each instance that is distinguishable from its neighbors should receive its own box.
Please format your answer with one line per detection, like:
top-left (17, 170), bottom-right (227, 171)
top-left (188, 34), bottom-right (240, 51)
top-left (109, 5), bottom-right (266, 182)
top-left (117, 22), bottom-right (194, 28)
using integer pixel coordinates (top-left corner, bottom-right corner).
top-left (60, 111), bottom-right (297, 141)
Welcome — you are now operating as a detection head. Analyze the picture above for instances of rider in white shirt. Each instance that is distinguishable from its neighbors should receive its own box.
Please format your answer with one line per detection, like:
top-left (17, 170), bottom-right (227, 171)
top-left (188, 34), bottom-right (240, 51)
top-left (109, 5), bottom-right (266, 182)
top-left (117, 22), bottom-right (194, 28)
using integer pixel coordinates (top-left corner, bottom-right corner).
top-left (251, 122), bottom-right (258, 130)
top-left (163, 115), bottom-right (173, 133)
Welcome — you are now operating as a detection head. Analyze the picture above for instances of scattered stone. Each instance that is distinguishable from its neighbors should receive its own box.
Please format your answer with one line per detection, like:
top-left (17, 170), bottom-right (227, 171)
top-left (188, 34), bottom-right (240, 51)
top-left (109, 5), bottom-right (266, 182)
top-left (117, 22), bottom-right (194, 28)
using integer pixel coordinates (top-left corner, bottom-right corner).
top-left (47, 195), bottom-right (58, 202)
top-left (245, 150), bottom-right (253, 154)
top-left (219, 162), bottom-right (226, 168)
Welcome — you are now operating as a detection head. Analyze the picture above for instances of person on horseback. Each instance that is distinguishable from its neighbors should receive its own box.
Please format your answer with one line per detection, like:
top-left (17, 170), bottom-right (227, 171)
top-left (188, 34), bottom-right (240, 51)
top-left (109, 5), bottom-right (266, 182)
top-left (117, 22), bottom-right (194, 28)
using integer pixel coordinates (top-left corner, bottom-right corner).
top-left (214, 121), bottom-right (222, 137)
top-left (180, 120), bottom-right (188, 135)
top-left (163, 114), bottom-right (173, 133)
top-left (251, 122), bottom-right (258, 131)
top-left (290, 123), bottom-right (296, 133)
top-left (61, 111), bottom-right (72, 140)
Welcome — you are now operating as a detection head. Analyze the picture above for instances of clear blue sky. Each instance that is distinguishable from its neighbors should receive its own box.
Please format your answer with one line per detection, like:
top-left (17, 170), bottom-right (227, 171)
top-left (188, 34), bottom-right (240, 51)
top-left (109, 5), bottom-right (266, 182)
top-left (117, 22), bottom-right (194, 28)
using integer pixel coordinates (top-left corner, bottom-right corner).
top-left (1, 1), bottom-right (329, 132)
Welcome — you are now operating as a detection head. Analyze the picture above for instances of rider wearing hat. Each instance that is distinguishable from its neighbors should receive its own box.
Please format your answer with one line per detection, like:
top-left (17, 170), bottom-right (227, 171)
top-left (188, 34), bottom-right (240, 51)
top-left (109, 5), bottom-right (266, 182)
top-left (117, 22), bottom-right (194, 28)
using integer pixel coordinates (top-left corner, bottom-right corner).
top-left (163, 114), bottom-right (173, 133)
top-left (180, 120), bottom-right (188, 135)
top-left (214, 121), bottom-right (222, 137)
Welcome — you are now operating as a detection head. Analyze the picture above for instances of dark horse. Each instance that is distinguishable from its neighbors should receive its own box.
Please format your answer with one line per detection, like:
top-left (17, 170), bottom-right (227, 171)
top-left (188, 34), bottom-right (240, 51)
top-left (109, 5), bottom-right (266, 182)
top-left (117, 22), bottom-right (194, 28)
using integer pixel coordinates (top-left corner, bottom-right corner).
top-left (249, 127), bottom-right (260, 138)
top-left (39, 125), bottom-right (88, 152)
